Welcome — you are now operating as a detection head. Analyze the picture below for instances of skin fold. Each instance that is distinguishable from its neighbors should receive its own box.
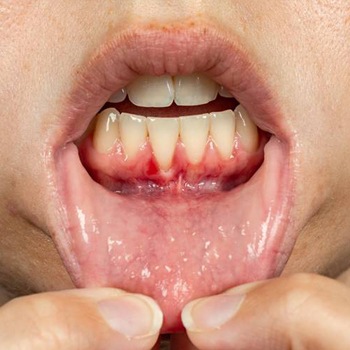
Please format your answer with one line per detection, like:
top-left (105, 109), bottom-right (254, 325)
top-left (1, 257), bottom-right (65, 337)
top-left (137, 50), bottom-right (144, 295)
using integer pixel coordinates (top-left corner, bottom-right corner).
top-left (0, 1), bottom-right (349, 349)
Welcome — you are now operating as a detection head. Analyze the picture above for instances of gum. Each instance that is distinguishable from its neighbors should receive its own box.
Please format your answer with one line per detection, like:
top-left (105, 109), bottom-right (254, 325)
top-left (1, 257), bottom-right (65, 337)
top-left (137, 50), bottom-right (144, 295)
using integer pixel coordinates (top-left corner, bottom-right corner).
top-left (78, 133), bottom-right (267, 194)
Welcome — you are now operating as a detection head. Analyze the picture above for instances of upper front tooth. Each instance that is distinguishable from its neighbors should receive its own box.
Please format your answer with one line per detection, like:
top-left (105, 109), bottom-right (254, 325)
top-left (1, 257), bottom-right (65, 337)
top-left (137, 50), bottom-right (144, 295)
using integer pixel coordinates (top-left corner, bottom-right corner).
top-left (147, 117), bottom-right (179, 171)
top-left (119, 113), bottom-right (148, 160)
top-left (93, 108), bottom-right (120, 154)
top-left (127, 75), bottom-right (174, 108)
top-left (234, 105), bottom-right (259, 152)
top-left (174, 74), bottom-right (219, 106)
top-left (108, 88), bottom-right (127, 103)
top-left (218, 86), bottom-right (233, 98)
top-left (180, 114), bottom-right (210, 164)
top-left (210, 110), bottom-right (236, 159)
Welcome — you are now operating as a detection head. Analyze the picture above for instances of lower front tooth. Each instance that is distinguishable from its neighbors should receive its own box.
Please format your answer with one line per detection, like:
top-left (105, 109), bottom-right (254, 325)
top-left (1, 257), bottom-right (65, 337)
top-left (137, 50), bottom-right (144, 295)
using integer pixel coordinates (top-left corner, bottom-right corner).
top-left (147, 117), bottom-right (179, 171)
top-left (180, 114), bottom-right (210, 165)
top-left (119, 113), bottom-right (147, 160)
top-left (210, 110), bottom-right (236, 159)
top-left (234, 105), bottom-right (259, 152)
top-left (93, 108), bottom-right (120, 154)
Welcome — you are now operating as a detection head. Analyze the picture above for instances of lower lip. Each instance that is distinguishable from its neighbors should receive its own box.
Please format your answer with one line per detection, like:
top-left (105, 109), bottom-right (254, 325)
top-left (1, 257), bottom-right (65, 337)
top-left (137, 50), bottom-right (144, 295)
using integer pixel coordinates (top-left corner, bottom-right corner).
top-left (52, 135), bottom-right (292, 332)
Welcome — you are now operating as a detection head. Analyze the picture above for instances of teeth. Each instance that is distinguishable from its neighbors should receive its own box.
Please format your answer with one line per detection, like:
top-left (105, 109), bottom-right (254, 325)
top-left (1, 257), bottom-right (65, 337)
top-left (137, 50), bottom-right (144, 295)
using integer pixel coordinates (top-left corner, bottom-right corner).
top-left (180, 114), bottom-right (210, 164)
top-left (127, 75), bottom-right (174, 108)
top-left (210, 110), bottom-right (236, 159)
top-left (108, 88), bottom-right (127, 103)
top-left (218, 86), bottom-right (233, 98)
top-left (93, 108), bottom-right (120, 153)
top-left (92, 71), bottom-right (259, 169)
top-left (234, 105), bottom-right (259, 152)
top-left (174, 74), bottom-right (218, 106)
top-left (147, 118), bottom-right (179, 171)
top-left (119, 113), bottom-right (147, 160)
top-left (111, 75), bottom-right (229, 107)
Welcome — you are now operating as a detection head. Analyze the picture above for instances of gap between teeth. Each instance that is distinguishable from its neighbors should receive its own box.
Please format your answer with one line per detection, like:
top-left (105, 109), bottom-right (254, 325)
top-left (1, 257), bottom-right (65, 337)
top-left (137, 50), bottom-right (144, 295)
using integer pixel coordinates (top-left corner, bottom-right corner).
top-left (93, 105), bottom-right (258, 171)
top-left (108, 73), bottom-right (233, 107)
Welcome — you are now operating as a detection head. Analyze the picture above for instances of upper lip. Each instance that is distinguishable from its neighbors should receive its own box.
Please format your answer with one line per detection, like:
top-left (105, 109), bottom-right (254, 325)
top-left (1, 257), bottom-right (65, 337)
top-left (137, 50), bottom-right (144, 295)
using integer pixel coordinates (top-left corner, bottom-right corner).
top-left (53, 21), bottom-right (292, 148)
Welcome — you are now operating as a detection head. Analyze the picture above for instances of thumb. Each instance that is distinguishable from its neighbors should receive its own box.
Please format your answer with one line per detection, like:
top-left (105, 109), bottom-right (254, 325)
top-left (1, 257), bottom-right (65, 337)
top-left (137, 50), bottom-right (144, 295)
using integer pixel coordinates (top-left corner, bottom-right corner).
top-left (0, 288), bottom-right (163, 350)
top-left (182, 274), bottom-right (350, 350)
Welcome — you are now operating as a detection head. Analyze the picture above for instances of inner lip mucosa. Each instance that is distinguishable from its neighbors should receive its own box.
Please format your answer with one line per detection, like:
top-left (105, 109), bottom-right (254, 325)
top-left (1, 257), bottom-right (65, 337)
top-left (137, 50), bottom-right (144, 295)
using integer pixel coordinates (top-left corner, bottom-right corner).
top-left (57, 70), bottom-right (292, 333)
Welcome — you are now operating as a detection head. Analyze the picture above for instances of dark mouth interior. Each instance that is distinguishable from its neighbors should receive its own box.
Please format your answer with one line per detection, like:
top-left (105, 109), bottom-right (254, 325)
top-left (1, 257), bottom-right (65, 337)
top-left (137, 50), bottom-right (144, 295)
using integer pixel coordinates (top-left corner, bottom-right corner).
top-left (105, 95), bottom-right (239, 117)
top-left (160, 334), bottom-right (171, 349)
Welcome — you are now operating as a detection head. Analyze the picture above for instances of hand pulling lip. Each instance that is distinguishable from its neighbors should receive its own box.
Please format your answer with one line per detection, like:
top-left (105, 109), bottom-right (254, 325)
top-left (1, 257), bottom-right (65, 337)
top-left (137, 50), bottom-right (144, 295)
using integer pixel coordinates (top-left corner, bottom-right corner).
top-left (52, 21), bottom-right (293, 148)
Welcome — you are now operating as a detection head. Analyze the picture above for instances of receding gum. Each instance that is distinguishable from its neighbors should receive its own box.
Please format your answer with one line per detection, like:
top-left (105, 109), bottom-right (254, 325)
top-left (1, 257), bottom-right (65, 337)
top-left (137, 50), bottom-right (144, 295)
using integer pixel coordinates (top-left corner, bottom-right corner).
top-left (78, 129), bottom-right (267, 193)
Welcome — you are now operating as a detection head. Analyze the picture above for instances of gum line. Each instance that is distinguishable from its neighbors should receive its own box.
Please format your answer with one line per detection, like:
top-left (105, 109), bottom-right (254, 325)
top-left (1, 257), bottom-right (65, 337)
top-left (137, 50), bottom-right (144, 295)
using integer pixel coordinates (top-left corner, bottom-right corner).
top-left (78, 132), bottom-right (267, 193)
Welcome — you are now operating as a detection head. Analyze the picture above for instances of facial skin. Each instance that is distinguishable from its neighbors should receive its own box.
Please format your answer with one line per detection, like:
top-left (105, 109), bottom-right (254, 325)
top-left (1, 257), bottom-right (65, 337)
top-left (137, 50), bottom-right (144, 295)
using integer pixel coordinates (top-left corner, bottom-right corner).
top-left (0, 0), bottom-right (349, 336)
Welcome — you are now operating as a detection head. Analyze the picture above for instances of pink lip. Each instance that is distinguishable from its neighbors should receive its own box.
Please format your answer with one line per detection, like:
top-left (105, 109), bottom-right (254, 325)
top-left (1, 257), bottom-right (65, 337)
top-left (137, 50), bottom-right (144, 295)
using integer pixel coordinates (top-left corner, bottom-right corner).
top-left (46, 23), bottom-right (297, 332)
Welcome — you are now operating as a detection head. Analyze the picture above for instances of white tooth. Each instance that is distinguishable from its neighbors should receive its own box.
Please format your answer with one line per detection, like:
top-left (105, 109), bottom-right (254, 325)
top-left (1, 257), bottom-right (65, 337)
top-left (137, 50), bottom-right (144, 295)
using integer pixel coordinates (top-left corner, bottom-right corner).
top-left (218, 86), bottom-right (233, 98)
top-left (210, 110), bottom-right (236, 159)
top-left (127, 75), bottom-right (174, 107)
top-left (180, 114), bottom-right (210, 164)
top-left (174, 74), bottom-right (219, 106)
top-left (93, 108), bottom-right (120, 154)
top-left (119, 113), bottom-right (147, 160)
top-left (108, 88), bottom-right (127, 103)
top-left (147, 118), bottom-right (179, 171)
top-left (234, 105), bottom-right (259, 152)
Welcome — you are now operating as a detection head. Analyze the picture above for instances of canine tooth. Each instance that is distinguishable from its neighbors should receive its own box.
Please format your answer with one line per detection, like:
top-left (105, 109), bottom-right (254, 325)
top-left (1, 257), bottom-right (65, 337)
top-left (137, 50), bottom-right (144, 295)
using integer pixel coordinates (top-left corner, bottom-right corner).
top-left (119, 113), bottom-right (147, 160)
top-left (234, 105), bottom-right (259, 152)
top-left (174, 74), bottom-right (218, 106)
top-left (108, 88), bottom-right (127, 103)
top-left (93, 108), bottom-right (120, 154)
top-left (147, 118), bottom-right (179, 171)
top-left (127, 75), bottom-right (174, 107)
top-left (210, 110), bottom-right (236, 159)
top-left (218, 86), bottom-right (233, 98)
top-left (180, 114), bottom-right (210, 164)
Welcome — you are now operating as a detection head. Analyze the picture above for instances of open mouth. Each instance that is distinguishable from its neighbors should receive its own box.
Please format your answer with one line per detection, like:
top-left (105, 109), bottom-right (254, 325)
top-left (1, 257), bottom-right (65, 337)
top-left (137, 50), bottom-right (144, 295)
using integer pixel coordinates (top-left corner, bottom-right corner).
top-left (79, 74), bottom-right (265, 194)
top-left (47, 24), bottom-right (296, 332)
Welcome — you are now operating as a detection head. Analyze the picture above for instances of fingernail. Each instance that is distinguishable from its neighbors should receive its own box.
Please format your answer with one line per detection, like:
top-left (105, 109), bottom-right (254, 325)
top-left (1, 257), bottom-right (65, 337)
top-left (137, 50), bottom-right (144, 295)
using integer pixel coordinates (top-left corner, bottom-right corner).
top-left (182, 293), bottom-right (244, 331)
top-left (98, 294), bottom-right (163, 339)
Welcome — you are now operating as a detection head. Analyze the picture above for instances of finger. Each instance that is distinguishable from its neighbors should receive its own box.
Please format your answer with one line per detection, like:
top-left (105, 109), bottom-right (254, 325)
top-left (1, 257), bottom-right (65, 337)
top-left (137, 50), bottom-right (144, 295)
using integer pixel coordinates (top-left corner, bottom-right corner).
top-left (0, 288), bottom-right (163, 350)
top-left (182, 274), bottom-right (350, 350)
